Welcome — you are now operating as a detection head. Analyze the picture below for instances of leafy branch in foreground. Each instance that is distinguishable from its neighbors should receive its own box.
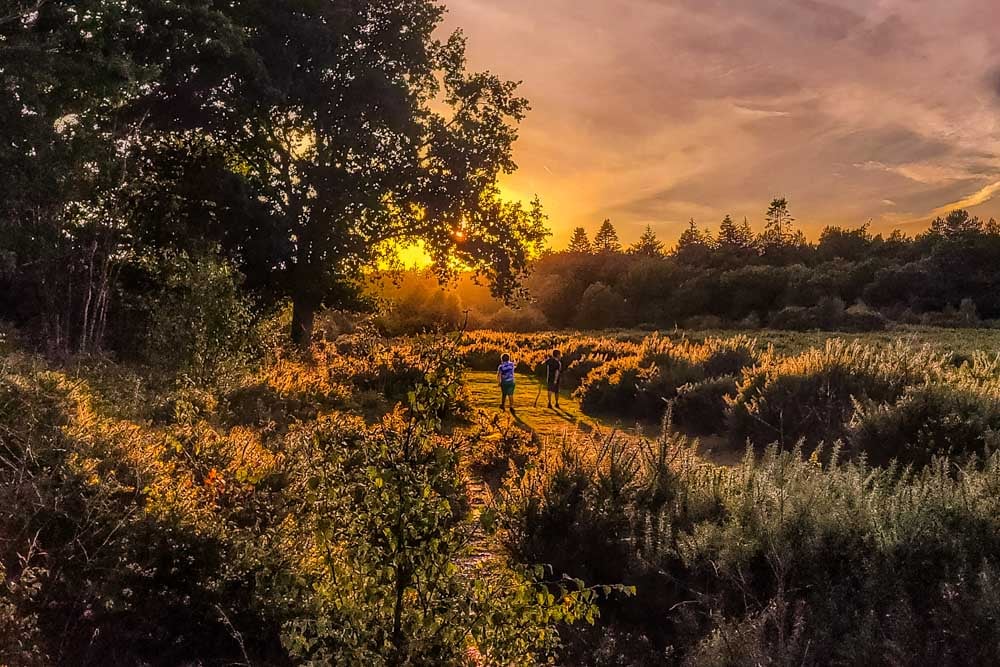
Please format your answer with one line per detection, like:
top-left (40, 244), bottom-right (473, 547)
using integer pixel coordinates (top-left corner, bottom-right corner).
top-left (282, 343), bottom-right (622, 665)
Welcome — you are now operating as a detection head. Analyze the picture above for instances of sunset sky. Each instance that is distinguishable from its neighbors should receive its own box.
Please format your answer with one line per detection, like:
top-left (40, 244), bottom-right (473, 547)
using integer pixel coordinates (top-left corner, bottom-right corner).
top-left (444, 0), bottom-right (1000, 247)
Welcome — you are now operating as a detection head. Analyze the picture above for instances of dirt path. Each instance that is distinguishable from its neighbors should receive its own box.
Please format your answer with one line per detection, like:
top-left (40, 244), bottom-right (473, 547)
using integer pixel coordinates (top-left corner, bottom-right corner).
top-left (464, 371), bottom-right (743, 466)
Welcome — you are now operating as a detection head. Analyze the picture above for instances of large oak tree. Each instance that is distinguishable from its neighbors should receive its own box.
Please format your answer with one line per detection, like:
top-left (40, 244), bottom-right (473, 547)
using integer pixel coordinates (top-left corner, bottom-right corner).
top-left (134, 0), bottom-right (547, 346)
top-left (3, 0), bottom-right (547, 349)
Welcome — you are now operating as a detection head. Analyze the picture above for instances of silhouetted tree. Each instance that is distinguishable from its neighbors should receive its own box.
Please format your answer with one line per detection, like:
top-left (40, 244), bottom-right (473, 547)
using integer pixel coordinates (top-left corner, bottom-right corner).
top-left (593, 219), bottom-right (622, 253)
top-left (674, 219), bottom-right (714, 266)
top-left (716, 215), bottom-right (757, 265)
top-left (930, 209), bottom-right (983, 238)
top-left (760, 198), bottom-right (795, 247)
top-left (817, 224), bottom-right (875, 262)
top-left (574, 282), bottom-right (626, 328)
top-left (567, 227), bottom-right (593, 253)
top-left (629, 225), bottom-right (665, 257)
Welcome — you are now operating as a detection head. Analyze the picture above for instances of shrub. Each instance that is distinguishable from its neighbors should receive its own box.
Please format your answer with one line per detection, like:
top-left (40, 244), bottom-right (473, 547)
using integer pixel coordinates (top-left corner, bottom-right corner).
top-left (0, 369), bottom-right (284, 664)
top-left (769, 305), bottom-right (820, 331)
top-left (486, 305), bottom-right (550, 332)
top-left (573, 335), bottom-right (760, 423)
top-left (673, 375), bottom-right (738, 435)
top-left (574, 356), bottom-right (645, 416)
top-left (574, 283), bottom-right (627, 329)
top-left (500, 420), bottom-right (1000, 664)
top-left (563, 354), bottom-right (612, 389)
top-left (849, 380), bottom-right (1000, 466)
top-left (699, 335), bottom-right (760, 378)
top-left (728, 340), bottom-right (946, 449)
top-left (843, 301), bottom-right (887, 331)
top-left (123, 251), bottom-right (255, 381)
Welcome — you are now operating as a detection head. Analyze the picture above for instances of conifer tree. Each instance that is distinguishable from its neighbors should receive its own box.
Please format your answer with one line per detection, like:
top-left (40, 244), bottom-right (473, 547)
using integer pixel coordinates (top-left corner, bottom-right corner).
top-left (760, 198), bottom-right (796, 247)
top-left (717, 215), bottom-right (757, 256)
top-left (629, 225), bottom-right (665, 257)
top-left (674, 219), bottom-right (714, 265)
top-left (567, 227), bottom-right (592, 253)
top-left (593, 219), bottom-right (622, 253)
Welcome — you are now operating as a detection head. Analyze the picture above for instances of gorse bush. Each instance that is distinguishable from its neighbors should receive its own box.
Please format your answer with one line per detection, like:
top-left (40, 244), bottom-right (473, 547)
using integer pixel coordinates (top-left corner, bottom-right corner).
top-left (458, 330), bottom-right (639, 375)
top-left (571, 335), bottom-right (759, 422)
top-left (575, 356), bottom-right (647, 416)
top-left (672, 375), bottom-right (738, 435)
top-left (498, 417), bottom-right (1000, 665)
top-left (728, 340), bottom-right (945, 450)
top-left (849, 379), bottom-right (1000, 466)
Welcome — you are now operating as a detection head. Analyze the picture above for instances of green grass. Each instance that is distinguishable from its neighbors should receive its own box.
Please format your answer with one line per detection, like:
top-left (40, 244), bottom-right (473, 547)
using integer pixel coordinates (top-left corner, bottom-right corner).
top-left (465, 371), bottom-right (601, 438)
top-left (464, 371), bottom-right (742, 465)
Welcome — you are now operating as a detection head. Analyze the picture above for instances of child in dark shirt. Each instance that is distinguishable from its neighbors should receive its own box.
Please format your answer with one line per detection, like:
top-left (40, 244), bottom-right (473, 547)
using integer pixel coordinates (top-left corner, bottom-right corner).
top-left (544, 350), bottom-right (562, 408)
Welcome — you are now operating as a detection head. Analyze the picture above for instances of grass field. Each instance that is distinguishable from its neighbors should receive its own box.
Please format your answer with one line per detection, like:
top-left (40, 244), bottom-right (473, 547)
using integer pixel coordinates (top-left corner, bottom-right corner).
top-left (465, 370), bottom-right (594, 435)
top-left (464, 370), bottom-right (741, 465)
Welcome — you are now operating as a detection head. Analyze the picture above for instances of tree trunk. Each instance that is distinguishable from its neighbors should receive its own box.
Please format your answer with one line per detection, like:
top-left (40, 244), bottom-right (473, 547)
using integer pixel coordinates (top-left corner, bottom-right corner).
top-left (290, 296), bottom-right (317, 349)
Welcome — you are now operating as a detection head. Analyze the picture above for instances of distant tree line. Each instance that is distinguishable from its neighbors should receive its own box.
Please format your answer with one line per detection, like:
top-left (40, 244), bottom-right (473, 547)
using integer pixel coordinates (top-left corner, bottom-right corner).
top-left (526, 200), bottom-right (1000, 331)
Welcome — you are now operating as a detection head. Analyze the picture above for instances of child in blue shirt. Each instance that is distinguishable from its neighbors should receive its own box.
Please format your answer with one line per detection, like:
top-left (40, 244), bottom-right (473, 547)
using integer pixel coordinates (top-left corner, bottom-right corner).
top-left (497, 353), bottom-right (516, 410)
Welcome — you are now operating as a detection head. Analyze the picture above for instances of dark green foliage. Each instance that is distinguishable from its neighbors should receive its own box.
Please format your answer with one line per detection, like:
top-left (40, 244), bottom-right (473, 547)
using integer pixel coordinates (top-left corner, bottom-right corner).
top-left (575, 282), bottom-right (628, 329)
top-left (522, 208), bottom-right (1000, 332)
top-left (849, 380), bottom-right (1000, 466)
top-left (673, 375), bottom-right (738, 434)
top-left (728, 341), bottom-right (943, 450)
top-left (121, 250), bottom-right (255, 379)
top-left (1, 0), bottom-right (547, 354)
top-left (500, 426), bottom-right (1000, 665)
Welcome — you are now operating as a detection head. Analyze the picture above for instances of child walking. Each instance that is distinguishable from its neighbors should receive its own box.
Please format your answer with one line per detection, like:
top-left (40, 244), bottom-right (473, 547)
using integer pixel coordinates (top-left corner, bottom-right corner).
top-left (497, 353), bottom-right (517, 411)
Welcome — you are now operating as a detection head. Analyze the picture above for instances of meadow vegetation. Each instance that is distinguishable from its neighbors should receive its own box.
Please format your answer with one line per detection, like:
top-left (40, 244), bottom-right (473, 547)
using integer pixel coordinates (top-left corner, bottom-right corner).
top-left (0, 329), bottom-right (619, 665)
top-left (5, 320), bottom-right (1000, 664)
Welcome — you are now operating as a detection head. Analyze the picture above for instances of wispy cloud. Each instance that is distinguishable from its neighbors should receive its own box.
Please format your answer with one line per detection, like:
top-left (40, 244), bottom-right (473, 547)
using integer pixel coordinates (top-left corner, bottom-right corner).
top-left (445, 0), bottom-right (1000, 243)
top-left (930, 181), bottom-right (1000, 218)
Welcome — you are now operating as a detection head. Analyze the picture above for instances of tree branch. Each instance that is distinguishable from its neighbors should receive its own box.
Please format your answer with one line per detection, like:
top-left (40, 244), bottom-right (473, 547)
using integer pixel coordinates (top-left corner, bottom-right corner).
top-left (0, 0), bottom-right (47, 27)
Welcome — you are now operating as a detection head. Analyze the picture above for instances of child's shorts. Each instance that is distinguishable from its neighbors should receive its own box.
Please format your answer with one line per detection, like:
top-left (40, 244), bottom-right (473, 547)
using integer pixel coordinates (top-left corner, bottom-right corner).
top-left (500, 380), bottom-right (516, 396)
